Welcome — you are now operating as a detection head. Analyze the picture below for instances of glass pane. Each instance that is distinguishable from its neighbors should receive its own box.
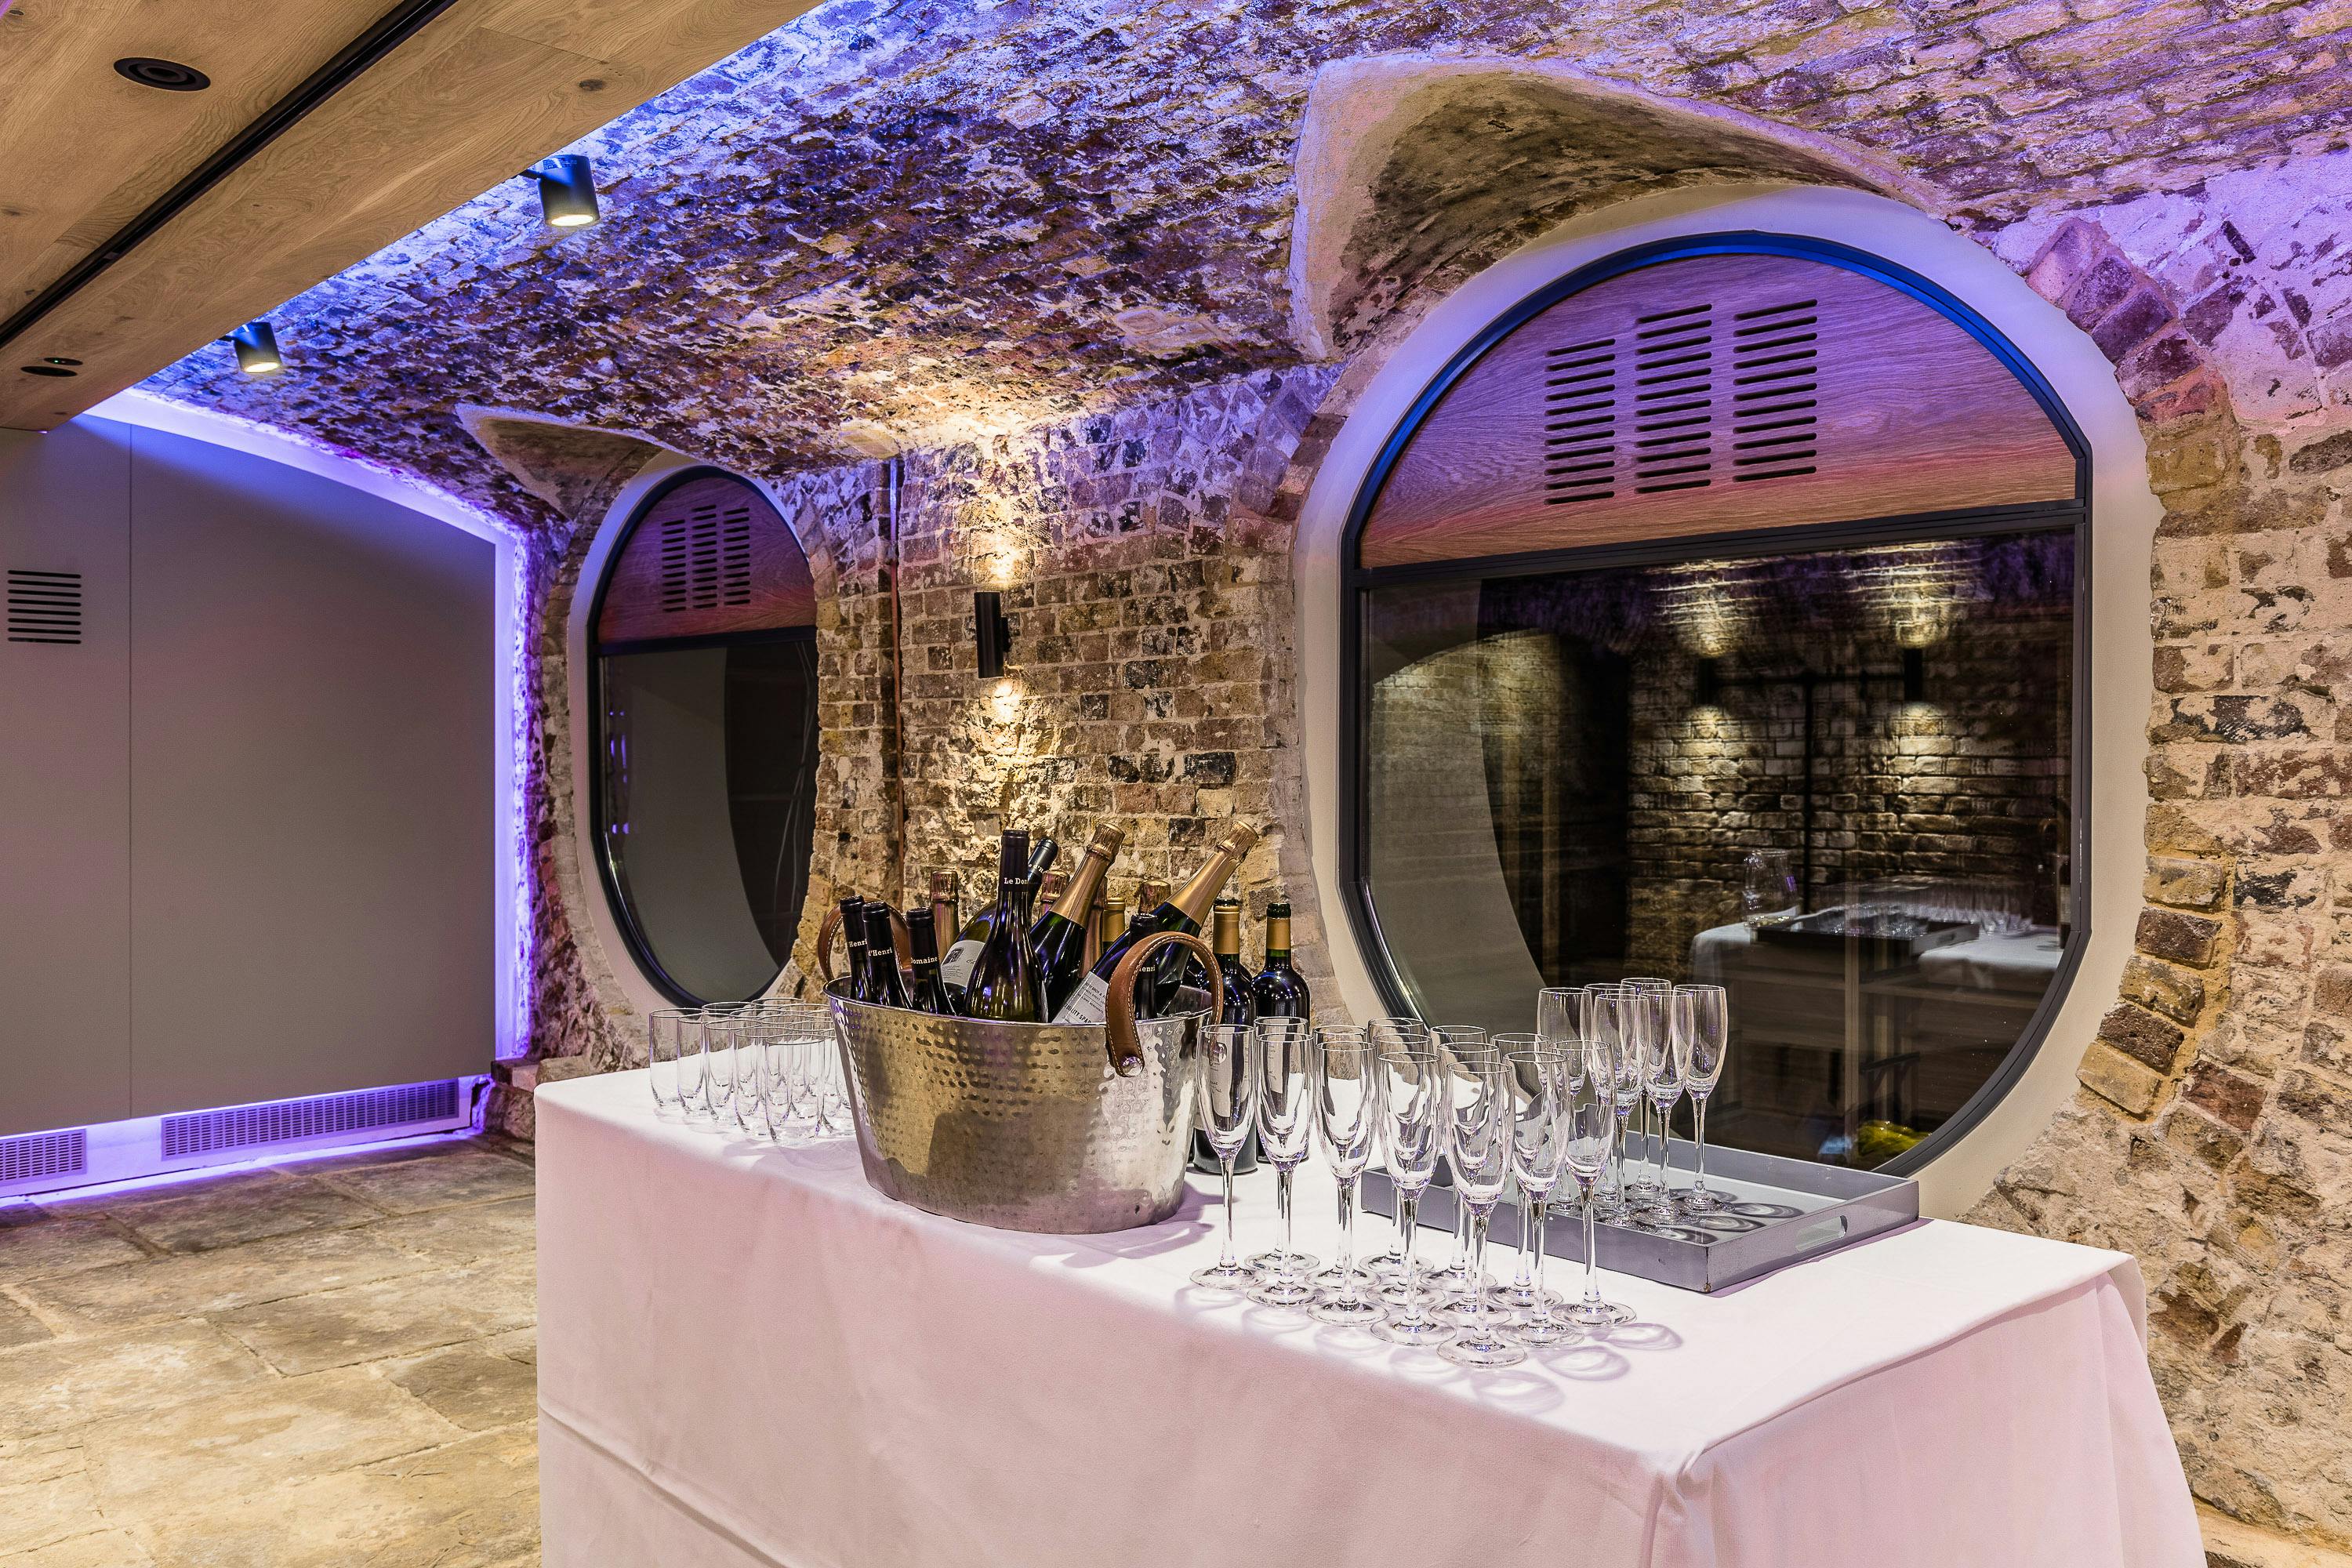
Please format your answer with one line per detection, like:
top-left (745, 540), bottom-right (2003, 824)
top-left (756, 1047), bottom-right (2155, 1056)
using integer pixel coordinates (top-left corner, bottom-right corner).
top-left (599, 639), bottom-right (819, 1003)
top-left (1363, 528), bottom-right (2075, 1169)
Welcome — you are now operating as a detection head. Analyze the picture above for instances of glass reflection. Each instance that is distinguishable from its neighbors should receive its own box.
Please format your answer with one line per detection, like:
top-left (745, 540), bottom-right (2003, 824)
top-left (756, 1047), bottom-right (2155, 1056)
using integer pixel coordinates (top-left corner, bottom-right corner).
top-left (1362, 528), bottom-right (2074, 1169)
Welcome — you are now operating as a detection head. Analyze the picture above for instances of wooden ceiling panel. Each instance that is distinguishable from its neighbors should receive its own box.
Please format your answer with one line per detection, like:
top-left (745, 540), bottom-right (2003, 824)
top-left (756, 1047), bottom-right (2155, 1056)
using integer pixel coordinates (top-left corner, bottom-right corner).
top-left (1357, 252), bottom-right (2081, 572)
top-left (0, 0), bottom-right (823, 430)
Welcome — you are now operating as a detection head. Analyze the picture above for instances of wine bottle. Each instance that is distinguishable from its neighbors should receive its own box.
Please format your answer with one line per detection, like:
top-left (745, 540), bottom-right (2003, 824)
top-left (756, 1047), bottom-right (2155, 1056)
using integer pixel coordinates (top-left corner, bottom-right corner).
top-left (941, 837), bottom-right (1057, 1004)
top-left (1211, 895), bottom-right (1256, 1025)
top-left (906, 908), bottom-right (951, 1014)
top-left (1250, 899), bottom-right (1312, 1020)
top-left (929, 871), bottom-right (961, 950)
top-left (1051, 824), bottom-right (1259, 1024)
top-left (861, 902), bottom-right (910, 1009)
top-left (962, 830), bottom-right (1046, 1022)
top-left (851, 893), bottom-right (880, 992)
top-left (1032, 824), bottom-right (1124, 1016)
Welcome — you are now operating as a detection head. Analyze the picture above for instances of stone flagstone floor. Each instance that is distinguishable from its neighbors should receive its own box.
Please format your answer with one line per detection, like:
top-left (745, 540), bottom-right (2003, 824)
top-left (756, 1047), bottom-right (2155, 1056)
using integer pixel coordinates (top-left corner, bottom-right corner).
top-left (0, 1134), bottom-right (539, 1567)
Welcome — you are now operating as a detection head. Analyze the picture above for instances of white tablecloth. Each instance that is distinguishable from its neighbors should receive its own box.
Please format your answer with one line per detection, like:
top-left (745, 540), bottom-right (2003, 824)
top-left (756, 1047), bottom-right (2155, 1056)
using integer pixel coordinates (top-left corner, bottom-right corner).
top-left (536, 1072), bottom-right (2201, 1568)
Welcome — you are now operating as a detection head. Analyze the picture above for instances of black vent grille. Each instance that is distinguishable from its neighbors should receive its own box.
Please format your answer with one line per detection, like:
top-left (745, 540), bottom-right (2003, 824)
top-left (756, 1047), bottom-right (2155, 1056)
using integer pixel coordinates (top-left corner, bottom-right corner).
top-left (6, 569), bottom-right (83, 644)
top-left (0, 1128), bottom-right (87, 1185)
top-left (161, 1080), bottom-right (462, 1160)
top-left (1541, 296), bottom-right (1820, 503)
top-left (1729, 298), bottom-right (1820, 482)
top-left (658, 500), bottom-right (754, 613)
top-left (1541, 336), bottom-right (1617, 506)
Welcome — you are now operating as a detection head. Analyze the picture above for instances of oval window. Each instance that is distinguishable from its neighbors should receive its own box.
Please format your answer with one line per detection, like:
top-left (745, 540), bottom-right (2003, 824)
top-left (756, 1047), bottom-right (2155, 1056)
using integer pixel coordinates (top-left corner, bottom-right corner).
top-left (590, 471), bottom-right (819, 1005)
top-left (1345, 238), bottom-right (2089, 1172)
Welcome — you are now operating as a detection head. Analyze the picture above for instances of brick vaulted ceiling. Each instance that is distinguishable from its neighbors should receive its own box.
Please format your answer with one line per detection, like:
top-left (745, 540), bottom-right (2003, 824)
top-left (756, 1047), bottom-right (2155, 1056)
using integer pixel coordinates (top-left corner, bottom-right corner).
top-left (136, 0), bottom-right (2352, 522)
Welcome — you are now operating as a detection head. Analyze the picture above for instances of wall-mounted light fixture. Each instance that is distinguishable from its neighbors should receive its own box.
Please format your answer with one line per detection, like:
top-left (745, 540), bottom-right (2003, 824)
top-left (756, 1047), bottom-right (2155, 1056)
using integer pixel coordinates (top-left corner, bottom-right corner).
top-left (528, 154), bottom-right (601, 229)
top-left (974, 590), bottom-right (1011, 680)
top-left (227, 321), bottom-right (283, 376)
top-left (1902, 647), bottom-right (1926, 704)
top-left (1693, 657), bottom-right (1722, 707)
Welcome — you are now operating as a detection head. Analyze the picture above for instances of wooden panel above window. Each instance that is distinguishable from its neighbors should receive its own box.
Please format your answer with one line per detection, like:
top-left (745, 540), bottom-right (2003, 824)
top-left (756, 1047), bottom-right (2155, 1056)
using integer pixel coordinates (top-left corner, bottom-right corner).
top-left (1356, 252), bottom-right (2079, 572)
top-left (594, 474), bottom-right (816, 646)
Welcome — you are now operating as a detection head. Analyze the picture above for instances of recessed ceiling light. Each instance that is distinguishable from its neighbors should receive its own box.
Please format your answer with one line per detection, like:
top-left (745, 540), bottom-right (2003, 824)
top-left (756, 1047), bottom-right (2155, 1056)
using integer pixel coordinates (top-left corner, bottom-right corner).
top-left (114, 56), bottom-right (211, 91)
top-left (42, 357), bottom-right (81, 366)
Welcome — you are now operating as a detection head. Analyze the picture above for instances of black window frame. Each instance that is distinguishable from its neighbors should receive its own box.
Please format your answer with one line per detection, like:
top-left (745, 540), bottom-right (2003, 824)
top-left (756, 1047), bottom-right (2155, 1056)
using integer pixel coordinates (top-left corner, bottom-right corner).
top-left (586, 465), bottom-right (820, 1008)
top-left (1338, 233), bottom-right (2095, 1176)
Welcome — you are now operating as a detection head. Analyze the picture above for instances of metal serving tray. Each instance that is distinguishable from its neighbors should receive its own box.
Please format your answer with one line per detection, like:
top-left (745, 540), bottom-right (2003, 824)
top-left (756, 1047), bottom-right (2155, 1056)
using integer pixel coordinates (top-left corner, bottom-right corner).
top-left (1363, 1135), bottom-right (1918, 1294)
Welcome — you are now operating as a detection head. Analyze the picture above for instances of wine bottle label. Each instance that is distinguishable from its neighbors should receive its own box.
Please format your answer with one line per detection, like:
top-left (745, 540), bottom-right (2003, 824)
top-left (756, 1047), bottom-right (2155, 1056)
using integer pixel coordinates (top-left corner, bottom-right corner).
top-left (940, 938), bottom-right (985, 989)
top-left (1051, 972), bottom-right (1110, 1025)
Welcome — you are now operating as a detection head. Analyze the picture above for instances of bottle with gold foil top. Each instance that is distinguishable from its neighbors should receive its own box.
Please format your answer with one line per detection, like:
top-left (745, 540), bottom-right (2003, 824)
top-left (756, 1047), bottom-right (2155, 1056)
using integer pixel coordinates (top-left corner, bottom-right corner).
top-left (1131, 879), bottom-right (1169, 929)
top-left (1094, 894), bottom-right (1127, 961)
top-left (1029, 824), bottom-right (1124, 1017)
top-left (1249, 900), bottom-right (1311, 1022)
top-left (1211, 895), bottom-right (1255, 1026)
top-left (1051, 824), bottom-right (1260, 1024)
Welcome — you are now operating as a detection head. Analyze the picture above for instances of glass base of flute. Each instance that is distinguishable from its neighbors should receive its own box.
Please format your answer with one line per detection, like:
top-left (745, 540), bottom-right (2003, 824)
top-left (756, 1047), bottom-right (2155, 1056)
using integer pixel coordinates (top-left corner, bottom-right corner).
top-left (1590, 1113), bottom-right (1638, 1222)
top-left (1374, 1189), bottom-right (1452, 1345)
top-left (1562, 1187), bottom-right (1635, 1328)
top-left (1310, 1174), bottom-right (1385, 1326)
top-left (1496, 1188), bottom-right (1559, 1311)
top-left (1623, 1101), bottom-right (1664, 1200)
top-left (1190, 1144), bottom-right (1255, 1292)
top-left (1509, 1195), bottom-right (1578, 1346)
top-left (1437, 1203), bottom-right (1523, 1368)
top-left (1675, 1092), bottom-right (1723, 1211)
top-left (1247, 1163), bottom-right (1319, 1306)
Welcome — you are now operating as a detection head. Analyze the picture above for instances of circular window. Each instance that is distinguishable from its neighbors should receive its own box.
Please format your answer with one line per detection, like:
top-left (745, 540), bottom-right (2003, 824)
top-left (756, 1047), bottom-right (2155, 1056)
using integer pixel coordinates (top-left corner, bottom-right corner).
top-left (1343, 237), bottom-right (2089, 1172)
top-left (590, 470), bottom-right (820, 1005)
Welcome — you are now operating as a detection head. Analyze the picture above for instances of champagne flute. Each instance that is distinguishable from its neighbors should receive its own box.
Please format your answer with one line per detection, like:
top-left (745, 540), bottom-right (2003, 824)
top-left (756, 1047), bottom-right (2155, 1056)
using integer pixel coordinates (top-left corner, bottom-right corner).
top-left (1190, 1022), bottom-right (1261, 1291)
top-left (1673, 985), bottom-right (1730, 1212)
top-left (1491, 1033), bottom-right (1551, 1312)
top-left (1505, 1044), bottom-right (1576, 1345)
top-left (1621, 978), bottom-right (1673, 1201)
top-left (1431, 1025), bottom-right (1494, 1298)
top-left (648, 1010), bottom-right (691, 1116)
top-left (1438, 1047), bottom-right (1522, 1368)
top-left (1559, 1044), bottom-right (1633, 1328)
top-left (1310, 1027), bottom-right (1384, 1326)
top-left (1581, 987), bottom-right (1636, 1221)
top-left (1248, 1018), bottom-right (1320, 1304)
top-left (1363, 1016), bottom-right (1430, 1280)
top-left (1634, 989), bottom-right (1683, 1226)
top-left (1374, 1045), bottom-right (1450, 1346)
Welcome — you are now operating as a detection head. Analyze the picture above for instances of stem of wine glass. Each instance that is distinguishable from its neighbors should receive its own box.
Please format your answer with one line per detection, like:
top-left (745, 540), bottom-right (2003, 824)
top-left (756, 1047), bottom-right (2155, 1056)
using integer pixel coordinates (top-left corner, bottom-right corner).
top-left (1336, 1174), bottom-right (1357, 1300)
top-left (1514, 1192), bottom-right (1537, 1290)
top-left (1654, 1102), bottom-right (1671, 1190)
top-left (1278, 1166), bottom-right (1296, 1269)
top-left (1399, 1192), bottom-right (1423, 1323)
top-left (1530, 1198), bottom-right (1551, 1316)
top-left (1469, 1208), bottom-right (1491, 1326)
top-left (1218, 1156), bottom-right (1238, 1270)
top-left (1693, 1098), bottom-right (1710, 1198)
top-left (1582, 1188), bottom-right (1602, 1308)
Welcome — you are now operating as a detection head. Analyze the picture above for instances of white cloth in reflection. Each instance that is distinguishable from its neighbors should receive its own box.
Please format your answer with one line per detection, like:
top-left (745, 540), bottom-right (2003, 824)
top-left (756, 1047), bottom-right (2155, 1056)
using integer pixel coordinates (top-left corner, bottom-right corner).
top-left (537, 1071), bottom-right (2200, 1568)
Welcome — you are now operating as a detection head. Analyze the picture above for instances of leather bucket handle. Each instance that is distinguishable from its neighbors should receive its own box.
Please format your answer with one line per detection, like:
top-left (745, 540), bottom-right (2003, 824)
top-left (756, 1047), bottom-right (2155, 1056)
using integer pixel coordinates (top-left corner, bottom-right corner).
top-left (1105, 929), bottom-right (1221, 1078)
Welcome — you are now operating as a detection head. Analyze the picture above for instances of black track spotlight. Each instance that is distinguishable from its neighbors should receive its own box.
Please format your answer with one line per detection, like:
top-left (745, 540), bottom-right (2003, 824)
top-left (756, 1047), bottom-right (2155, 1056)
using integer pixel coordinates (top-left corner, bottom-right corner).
top-left (227, 321), bottom-right (283, 376)
top-left (974, 590), bottom-right (1012, 681)
top-left (528, 154), bottom-right (601, 229)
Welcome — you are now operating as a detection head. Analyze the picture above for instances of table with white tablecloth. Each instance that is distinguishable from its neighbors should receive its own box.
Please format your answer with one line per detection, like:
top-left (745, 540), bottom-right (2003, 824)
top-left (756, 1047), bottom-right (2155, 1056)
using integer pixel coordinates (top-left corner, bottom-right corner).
top-left (535, 1070), bottom-right (2201, 1568)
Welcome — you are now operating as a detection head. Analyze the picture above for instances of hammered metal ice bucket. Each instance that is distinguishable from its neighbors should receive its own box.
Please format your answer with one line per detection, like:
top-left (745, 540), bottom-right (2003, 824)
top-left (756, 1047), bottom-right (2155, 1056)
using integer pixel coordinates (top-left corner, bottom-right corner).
top-left (826, 930), bottom-right (1221, 1234)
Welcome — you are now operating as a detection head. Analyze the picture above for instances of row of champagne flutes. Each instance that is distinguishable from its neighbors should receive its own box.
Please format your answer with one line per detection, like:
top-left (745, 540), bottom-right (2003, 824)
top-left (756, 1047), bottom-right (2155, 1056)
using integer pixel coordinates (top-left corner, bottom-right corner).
top-left (644, 1000), bottom-right (854, 1143)
top-left (1556, 981), bottom-right (1731, 1229)
top-left (1189, 989), bottom-right (1728, 1369)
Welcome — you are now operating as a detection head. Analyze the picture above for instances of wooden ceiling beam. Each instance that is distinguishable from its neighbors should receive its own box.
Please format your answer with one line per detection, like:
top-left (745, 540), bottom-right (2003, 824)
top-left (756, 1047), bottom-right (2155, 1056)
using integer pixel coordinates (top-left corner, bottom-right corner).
top-left (0, 0), bottom-right (822, 431)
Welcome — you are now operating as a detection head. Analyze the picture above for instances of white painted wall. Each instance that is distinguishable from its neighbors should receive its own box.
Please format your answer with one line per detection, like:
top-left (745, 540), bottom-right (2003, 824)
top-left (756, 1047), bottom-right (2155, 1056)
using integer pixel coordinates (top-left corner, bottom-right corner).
top-left (1290, 183), bottom-right (2160, 1218)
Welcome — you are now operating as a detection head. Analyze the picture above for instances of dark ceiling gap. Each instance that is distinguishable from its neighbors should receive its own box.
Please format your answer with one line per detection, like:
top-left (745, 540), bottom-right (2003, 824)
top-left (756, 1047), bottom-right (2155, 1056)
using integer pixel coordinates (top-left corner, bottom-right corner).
top-left (0, 0), bottom-right (470, 361)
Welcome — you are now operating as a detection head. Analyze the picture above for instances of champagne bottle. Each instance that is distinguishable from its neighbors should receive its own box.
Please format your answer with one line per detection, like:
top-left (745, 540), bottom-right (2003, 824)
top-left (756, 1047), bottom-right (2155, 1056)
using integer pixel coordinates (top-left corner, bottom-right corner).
top-left (837, 896), bottom-right (869, 996)
top-left (1131, 879), bottom-right (1169, 927)
top-left (1035, 871), bottom-right (1068, 925)
top-left (1211, 896), bottom-right (1256, 1025)
top-left (906, 908), bottom-right (951, 1014)
top-left (929, 871), bottom-right (962, 951)
top-left (1250, 899), bottom-right (1312, 1020)
top-left (1051, 824), bottom-right (1259, 1024)
top-left (1032, 824), bottom-right (1124, 1016)
top-left (962, 830), bottom-right (1046, 1022)
top-left (1096, 894), bottom-right (1127, 953)
top-left (861, 902), bottom-right (910, 1009)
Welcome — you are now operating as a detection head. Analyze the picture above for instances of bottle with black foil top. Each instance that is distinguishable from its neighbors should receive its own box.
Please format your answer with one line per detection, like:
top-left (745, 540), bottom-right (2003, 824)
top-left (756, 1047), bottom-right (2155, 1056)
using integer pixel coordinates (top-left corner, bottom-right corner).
top-left (1031, 824), bottom-right (1123, 1017)
top-left (905, 908), bottom-right (952, 1014)
top-left (1250, 899), bottom-right (1312, 1022)
top-left (960, 830), bottom-right (1047, 1023)
top-left (838, 896), bottom-right (870, 997)
top-left (1051, 824), bottom-right (1258, 1025)
top-left (859, 902), bottom-right (909, 1009)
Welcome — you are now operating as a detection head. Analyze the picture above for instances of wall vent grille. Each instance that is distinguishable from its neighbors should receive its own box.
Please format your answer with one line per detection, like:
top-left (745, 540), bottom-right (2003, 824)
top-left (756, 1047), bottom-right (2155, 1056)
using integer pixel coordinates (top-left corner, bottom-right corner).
top-left (1541, 296), bottom-right (1819, 505)
top-left (0, 1128), bottom-right (88, 1185)
top-left (658, 502), bottom-right (754, 613)
top-left (6, 569), bottom-right (83, 644)
top-left (1541, 336), bottom-right (1617, 505)
top-left (161, 1080), bottom-right (461, 1159)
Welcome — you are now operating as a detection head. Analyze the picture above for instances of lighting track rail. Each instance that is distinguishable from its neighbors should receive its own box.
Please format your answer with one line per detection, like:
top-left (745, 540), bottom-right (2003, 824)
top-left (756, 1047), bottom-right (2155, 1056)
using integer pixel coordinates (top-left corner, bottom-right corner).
top-left (0, 0), bottom-right (470, 358)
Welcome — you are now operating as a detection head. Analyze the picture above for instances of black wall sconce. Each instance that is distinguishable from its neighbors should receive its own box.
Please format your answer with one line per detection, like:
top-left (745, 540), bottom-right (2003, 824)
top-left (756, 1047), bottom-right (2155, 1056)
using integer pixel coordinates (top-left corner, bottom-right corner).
top-left (1693, 657), bottom-right (1722, 707)
top-left (974, 590), bottom-right (1011, 680)
top-left (1902, 647), bottom-right (1926, 703)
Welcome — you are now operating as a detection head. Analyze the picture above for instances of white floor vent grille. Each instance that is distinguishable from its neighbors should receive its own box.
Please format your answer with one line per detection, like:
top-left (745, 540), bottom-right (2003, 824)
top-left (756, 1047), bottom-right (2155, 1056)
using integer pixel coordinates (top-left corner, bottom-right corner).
top-left (162, 1080), bottom-right (462, 1159)
top-left (0, 1128), bottom-right (89, 1184)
